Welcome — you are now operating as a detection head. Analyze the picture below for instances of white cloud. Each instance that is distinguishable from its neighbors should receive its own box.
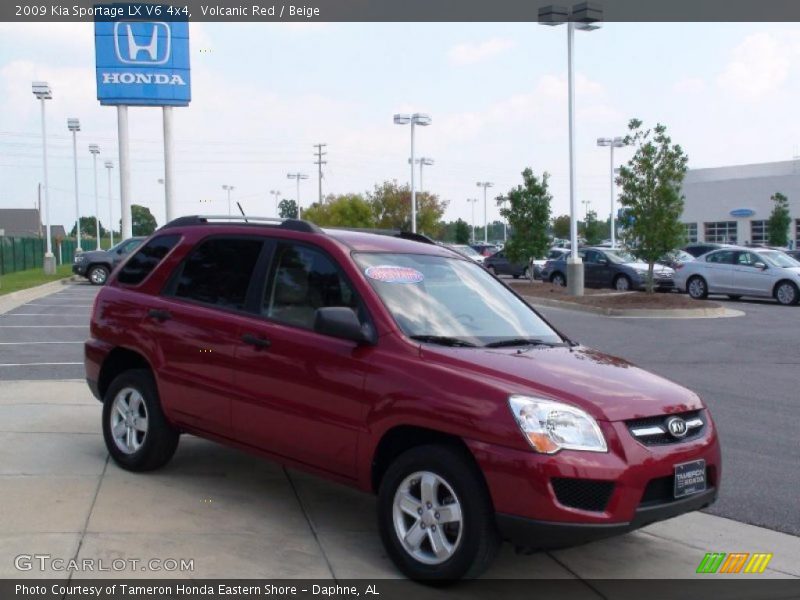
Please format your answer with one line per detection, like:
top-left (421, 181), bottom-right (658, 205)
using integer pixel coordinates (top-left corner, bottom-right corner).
top-left (672, 77), bottom-right (706, 95)
top-left (717, 33), bottom-right (792, 101)
top-left (447, 38), bottom-right (515, 66)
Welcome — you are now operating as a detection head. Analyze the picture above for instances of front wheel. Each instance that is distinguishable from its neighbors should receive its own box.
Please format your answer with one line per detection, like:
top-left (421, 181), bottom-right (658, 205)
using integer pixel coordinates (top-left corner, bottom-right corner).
top-left (775, 281), bottom-right (799, 306)
top-left (377, 445), bottom-right (500, 581)
top-left (687, 276), bottom-right (708, 299)
top-left (88, 265), bottom-right (110, 285)
top-left (614, 275), bottom-right (632, 291)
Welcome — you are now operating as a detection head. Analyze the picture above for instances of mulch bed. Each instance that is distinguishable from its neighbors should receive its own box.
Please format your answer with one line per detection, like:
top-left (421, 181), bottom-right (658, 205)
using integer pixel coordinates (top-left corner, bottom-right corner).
top-left (509, 281), bottom-right (721, 310)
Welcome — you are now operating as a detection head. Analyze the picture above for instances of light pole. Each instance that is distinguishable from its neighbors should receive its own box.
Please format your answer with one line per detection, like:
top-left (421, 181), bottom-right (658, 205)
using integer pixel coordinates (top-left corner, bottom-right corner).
top-left (286, 173), bottom-right (308, 218)
top-left (105, 161), bottom-right (114, 246)
top-left (467, 198), bottom-right (478, 242)
top-left (222, 185), bottom-right (235, 216)
top-left (67, 118), bottom-right (82, 253)
top-left (394, 113), bottom-right (432, 233)
top-left (89, 144), bottom-right (101, 250)
top-left (476, 182), bottom-right (494, 243)
top-left (32, 82), bottom-right (55, 274)
top-left (597, 136), bottom-right (626, 248)
top-left (539, 2), bottom-right (602, 296)
top-left (497, 195), bottom-right (509, 242)
top-left (409, 157), bottom-right (435, 193)
top-left (270, 190), bottom-right (281, 217)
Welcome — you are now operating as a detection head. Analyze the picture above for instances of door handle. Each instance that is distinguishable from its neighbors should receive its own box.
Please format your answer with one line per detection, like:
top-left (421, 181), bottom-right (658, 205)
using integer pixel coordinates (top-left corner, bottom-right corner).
top-left (241, 333), bottom-right (271, 349)
top-left (147, 308), bottom-right (172, 321)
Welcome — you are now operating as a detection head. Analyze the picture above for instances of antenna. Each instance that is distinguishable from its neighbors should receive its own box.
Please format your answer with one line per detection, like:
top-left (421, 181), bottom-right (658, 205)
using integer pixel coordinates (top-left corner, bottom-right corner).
top-left (236, 202), bottom-right (248, 223)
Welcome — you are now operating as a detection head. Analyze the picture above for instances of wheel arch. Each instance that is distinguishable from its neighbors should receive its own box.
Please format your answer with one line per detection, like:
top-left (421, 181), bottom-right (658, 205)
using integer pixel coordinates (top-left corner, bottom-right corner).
top-left (98, 347), bottom-right (154, 401)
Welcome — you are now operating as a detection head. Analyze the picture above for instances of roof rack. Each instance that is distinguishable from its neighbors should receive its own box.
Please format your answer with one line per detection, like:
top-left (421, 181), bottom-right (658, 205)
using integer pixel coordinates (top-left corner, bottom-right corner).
top-left (160, 215), bottom-right (322, 234)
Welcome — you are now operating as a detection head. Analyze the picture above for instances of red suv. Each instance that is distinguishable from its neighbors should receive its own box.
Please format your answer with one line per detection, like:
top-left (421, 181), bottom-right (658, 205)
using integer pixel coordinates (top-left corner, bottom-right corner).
top-left (85, 216), bottom-right (721, 581)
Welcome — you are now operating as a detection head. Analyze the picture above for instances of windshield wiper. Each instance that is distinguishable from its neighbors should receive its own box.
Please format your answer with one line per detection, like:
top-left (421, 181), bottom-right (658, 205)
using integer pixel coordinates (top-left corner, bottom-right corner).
top-left (409, 335), bottom-right (478, 348)
top-left (484, 338), bottom-right (564, 348)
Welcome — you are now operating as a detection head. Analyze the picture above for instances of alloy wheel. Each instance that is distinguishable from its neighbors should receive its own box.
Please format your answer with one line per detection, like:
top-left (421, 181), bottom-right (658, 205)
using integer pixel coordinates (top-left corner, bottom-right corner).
top-left (110, 387), bottom-right (149, 454)
top-left (776, 282), bottom-right (797, 305)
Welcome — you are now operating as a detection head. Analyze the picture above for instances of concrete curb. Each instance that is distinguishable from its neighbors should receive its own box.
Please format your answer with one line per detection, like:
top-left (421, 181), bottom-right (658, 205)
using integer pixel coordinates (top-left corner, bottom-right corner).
top-left (524, 294), bottom-right (744, 319)
top-left (0, 278), bottom-right (73, 316)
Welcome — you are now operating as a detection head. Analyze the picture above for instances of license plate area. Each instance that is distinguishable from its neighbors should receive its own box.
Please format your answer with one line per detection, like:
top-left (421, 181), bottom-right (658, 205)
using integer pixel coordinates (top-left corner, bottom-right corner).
top-left (674, 459), bottom-right (706, 498)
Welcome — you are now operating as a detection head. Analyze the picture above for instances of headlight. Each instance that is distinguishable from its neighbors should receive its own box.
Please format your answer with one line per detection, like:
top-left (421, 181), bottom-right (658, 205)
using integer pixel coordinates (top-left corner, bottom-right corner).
top-left (73, 255), bottom-right (85, 263)
top-left (508, 395), bottom-right (607, 454)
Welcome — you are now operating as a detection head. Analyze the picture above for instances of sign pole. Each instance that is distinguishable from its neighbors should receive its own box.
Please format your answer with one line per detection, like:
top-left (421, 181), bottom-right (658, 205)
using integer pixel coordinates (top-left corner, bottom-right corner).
top-left (163, 106), bottom-right (176, 223)
top-left (117, 105), bottom-right (132, 239)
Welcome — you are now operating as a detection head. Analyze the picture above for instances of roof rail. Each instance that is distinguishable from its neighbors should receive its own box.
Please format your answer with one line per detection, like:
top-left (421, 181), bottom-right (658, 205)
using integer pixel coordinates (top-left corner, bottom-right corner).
top-left (160, 215), bottom-right (322, 234)
top-left (324, 226), bottom-right (437, 246)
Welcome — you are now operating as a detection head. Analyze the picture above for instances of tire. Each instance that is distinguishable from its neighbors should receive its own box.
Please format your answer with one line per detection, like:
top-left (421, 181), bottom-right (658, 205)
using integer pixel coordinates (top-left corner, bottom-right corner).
top-left (614, 275), bottom-right (632, 291)
top-left (102, 369), bottom-right (179, 472)
top-left (550, 272), bottom-right (566, 287)
top-left (377, 444), bottom-right (500, 582)
top-left (687, 276), bottom-right (708, 300)
top-left (88, 265), bottom-right (110, 286)
top-left (727, 295), bottom-right (742, 301)
top-left (774, 281), bottom-right (799, 306)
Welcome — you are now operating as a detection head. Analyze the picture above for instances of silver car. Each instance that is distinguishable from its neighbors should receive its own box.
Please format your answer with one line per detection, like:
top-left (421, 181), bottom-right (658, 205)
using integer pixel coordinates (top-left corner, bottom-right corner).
top-left (674, 246), bottom-right (800, 305)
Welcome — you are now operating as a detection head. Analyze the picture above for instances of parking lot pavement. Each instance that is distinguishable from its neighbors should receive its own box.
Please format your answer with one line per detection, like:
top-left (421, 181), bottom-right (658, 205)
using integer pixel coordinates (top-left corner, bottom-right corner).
top-left (1, 283), bottom-right (798, 582)
top-left (535, 298), bottom-right (800, 537)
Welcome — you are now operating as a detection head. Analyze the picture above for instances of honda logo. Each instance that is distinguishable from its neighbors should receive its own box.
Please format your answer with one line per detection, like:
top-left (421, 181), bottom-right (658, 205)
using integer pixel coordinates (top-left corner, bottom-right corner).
top-left (666, 416), bottom-right (688, 438)
top-left (114, 21), bottom-right (171, 65)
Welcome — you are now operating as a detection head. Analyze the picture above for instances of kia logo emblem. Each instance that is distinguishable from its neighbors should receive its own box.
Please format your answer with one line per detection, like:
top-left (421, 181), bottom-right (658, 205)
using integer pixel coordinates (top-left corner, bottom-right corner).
top-left (666, 416), bottom-right (688, 438)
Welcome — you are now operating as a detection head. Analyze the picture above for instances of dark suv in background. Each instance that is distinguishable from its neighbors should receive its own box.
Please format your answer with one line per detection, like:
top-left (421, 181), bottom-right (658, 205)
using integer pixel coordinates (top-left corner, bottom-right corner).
top-left (72, 237), bottom-right (145, 285)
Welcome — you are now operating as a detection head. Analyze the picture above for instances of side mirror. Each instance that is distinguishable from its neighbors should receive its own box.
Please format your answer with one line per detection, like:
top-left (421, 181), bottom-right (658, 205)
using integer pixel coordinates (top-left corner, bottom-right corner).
top-left (754, 261), bottom-right (767, 270)
top-left (597, 258), bottom-right (608, 265)
top-left (314, 307), bottom-right (374, 344)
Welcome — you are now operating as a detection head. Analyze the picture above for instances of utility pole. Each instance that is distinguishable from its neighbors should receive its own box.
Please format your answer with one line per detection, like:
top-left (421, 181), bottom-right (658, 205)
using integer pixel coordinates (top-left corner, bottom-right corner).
top-left (313, 143), bottom-right (327, 204)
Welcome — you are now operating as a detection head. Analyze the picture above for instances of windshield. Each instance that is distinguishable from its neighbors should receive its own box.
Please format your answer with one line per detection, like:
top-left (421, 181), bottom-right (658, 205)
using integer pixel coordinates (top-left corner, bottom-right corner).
top-left (354, 253), bottom-right (563, 346)
top-left (604, 249), bottom-right (636, 264)
top-left (760, 250), bottom-right (800, 268)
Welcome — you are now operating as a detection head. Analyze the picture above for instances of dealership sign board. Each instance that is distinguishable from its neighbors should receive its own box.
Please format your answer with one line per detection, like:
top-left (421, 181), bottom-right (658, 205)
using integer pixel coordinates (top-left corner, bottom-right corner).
top-left (730, 208), bottom-right (755, 218)
top-left (94, 5), bottom-right (191, 106)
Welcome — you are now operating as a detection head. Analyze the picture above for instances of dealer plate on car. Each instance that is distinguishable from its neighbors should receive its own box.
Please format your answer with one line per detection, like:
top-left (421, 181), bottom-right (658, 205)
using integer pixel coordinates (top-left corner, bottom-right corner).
top-left (674, 459), bottom-right (706, 498)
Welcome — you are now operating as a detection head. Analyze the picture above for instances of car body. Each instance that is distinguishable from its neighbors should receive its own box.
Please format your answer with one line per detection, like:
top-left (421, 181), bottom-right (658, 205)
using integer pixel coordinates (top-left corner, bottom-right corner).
top-left (72, 237), bottom-right (145, 285)
top-left (531, 248), bottom-right (569, 280)
top-left (682, 242), bottom-right (734, 258)
top-left (483, 250), bottom-right (529, 278)
top-left (659, 249), bottom-right (695, 270)
top-left (542, 248), bottom-right (676, 291)
top-left (85, 217), bottom-right (720, 581)
top-left (446, 243), bottom-right (485, 265)
top-left (470, 243), bottom-right (499, 257)
top-left (674, 246), bottom-right (800, 305)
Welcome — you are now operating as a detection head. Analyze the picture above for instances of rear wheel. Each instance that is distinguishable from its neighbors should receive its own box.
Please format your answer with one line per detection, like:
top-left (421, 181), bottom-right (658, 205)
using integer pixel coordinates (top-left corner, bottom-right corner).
top-left (88, 265), bottom-right (110, 285)
top-left (377, 445), bottom-right (500, 581)
top-left (614, 275), bottom-right (632, 291)
top-left (775, 281), bottom-right (799, 306)
top-left (687, 276), bottom-right (708, 299)
top-left (551, 272), bottom-right (566, 287)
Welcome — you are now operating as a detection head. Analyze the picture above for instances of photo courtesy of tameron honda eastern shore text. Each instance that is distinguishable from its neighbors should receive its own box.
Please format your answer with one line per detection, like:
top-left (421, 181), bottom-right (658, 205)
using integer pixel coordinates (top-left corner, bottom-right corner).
top-left (84, 215), bottom-right (721, 581)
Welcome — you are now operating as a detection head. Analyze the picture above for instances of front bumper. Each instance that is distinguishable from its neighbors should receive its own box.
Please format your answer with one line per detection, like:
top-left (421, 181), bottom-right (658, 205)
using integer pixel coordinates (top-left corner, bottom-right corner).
top-left (72, 263), bottom-right (88, 276)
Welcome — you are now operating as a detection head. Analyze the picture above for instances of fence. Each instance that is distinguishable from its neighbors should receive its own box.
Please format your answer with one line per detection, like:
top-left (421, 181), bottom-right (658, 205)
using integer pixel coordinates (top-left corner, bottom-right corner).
top-left (0, 236), bottom-right (79, 275)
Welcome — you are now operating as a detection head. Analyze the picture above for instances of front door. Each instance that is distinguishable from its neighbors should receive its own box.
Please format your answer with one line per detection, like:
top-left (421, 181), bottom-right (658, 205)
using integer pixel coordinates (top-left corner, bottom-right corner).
top-left (732, 251), bottom-right (772, 296)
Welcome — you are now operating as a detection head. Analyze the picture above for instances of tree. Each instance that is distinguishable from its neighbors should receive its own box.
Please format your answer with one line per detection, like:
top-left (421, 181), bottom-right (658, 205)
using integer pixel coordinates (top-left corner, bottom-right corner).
top-left (368, 180), bottom-right (448, 234)
top-left (767, 192), bottom-right (791, 246)
top-left (454, 219), bottom-right (470, 244)
top-left (580, 211), bottom-right (608, 246)
top-left (498, 168), bottom-right (552, 265)
top-left (70, 216), bottom-right (106, 239)
top-left (552, 214), bottom-right (571, 240)
top-left (131, 204), bottom-right (157, 237)
top-left (278, 199), bottom-right (298, 219)
top-left (617, 119), bottom-right (689, 293)
top-left (302, 194), bottom-right (375, 228)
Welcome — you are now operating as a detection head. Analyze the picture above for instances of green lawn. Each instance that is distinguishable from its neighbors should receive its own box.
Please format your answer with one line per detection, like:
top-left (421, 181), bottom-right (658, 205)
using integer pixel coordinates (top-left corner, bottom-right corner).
top-left (0, 264), bottom-right (73, 296)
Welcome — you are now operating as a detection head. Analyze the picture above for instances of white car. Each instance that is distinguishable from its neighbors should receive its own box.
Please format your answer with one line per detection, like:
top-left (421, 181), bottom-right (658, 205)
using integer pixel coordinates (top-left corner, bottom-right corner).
top-left (674, 246), bottom-right (800, 305)
top-left (447, 244), bottom-right (485, 264)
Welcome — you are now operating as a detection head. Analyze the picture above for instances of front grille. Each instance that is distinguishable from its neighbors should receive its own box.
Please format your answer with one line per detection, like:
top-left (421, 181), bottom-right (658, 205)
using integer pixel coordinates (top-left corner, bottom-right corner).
top-left (626, 410), bottom-right (705, 446)
top-left (551, 478), bottom-right (615, 512)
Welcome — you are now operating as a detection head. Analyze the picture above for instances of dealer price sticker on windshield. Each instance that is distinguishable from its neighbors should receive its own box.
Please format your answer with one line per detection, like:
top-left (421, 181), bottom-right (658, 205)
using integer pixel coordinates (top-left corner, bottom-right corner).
top-left (365, 265), bottom-right (424, 284)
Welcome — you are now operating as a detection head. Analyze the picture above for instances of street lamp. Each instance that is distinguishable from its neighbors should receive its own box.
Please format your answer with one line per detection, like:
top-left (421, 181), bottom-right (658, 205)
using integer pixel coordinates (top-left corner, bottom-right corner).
top-left (89, 144), bottom-right (101, 250)
top-left (222, 185), bottom-right (235, 216)
top-left (467, 198), bottom-right (478, 242)
top-left (32, 82), bottom-right (55, 274)
top-left (270, 190), bottom-right (281, 217)
top-left (497, 195), bottom-right (509, 242)
top-left (597, 136), bottom-right (626, 248)
top-left (409, 156), bottom-right (435, 193)
top-left (539, 2), bottom-right (603, 296)
top-left (394, 113), bottom-right (432, 233)
top-left (476, 182), bottom-right (494, 243)
top-left (67, 118), bottom-right (82, 253)
top-left (105, 161), bottom-right (114, 246)
top-left (286, 173), bottom-right (309, 218)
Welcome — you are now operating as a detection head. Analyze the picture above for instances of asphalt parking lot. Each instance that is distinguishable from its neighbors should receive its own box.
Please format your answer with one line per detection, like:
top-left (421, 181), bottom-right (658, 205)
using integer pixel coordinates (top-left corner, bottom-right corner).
top-left (1, 281), bottom-right (798, 583)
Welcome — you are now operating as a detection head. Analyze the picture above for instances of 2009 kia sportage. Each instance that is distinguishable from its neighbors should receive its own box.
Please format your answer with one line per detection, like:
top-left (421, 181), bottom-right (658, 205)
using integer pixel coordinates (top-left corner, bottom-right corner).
top-left (85, 216), bottom-right (721, 581)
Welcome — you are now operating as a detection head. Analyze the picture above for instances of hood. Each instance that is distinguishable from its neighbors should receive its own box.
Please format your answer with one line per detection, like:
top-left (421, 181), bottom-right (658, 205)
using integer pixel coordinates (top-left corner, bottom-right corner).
top-left (420, 344), bottom-right (701, 421)
top-left (77, 250), bottom-right (110, 261)
top-left (626, 262), bottom-right (673, 274)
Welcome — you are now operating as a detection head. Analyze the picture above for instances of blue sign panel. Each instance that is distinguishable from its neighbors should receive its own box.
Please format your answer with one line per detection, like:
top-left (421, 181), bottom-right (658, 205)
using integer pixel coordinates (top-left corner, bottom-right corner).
top-left (95, 6), bottom-right (190, 106)
top-left (730, 208), bottom-right (755, 218)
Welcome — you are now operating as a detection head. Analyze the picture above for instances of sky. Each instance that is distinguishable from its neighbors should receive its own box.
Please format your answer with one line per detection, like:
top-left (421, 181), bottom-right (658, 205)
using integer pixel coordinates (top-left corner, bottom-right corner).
top-left (3, 20), bottom-right (800, 233)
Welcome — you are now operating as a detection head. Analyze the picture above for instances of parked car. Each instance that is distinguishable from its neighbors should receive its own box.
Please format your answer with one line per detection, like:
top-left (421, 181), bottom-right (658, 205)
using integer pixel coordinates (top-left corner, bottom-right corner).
top-left (86, 217), bottom-right (720, 581)
top-left (682, 242), bottom-right (734, 258)
top-left (72, 237), bottom-right (145, 285)
top-left (544, 248), bottom-right (676, 291)
top-left (531, 247), bottom-right (569, 280)
top-left (445, 243), bottom-right (485, 265)
top-left (674, 246), bottom-right (800, 305)
top-left (470, 243), bottom-right (499, 257)
top-left (484, 250), bottom-right (530, 279)
top-left (786, 250), bottom-right (800, 261)
top-left (659, 249), bottom-right (695, 270)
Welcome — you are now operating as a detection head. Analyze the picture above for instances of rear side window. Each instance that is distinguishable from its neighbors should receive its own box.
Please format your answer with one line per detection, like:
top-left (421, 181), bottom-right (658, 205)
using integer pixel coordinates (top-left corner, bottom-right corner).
top-left (171, 237), bottom-right (263, 310)
top-left (117, 235), bottom-right (180, 286)
top-left (706, 250), bottom-right (736, 264)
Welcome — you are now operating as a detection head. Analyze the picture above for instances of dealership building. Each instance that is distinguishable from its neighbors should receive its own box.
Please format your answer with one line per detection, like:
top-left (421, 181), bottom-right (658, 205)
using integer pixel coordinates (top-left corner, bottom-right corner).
top-left (680, 160), bottom-right (800, 248)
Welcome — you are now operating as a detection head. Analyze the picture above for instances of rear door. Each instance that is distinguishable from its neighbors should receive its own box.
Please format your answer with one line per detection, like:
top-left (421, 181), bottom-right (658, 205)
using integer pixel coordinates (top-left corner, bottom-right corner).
top-left (702, 250), bottom-right (736, 292)
top-left (147, 236), bottom-right (267, 437)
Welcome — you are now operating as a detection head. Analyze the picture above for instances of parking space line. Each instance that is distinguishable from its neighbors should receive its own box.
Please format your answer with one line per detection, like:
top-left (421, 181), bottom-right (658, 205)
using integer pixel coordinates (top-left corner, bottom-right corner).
top-left (0, 362), bottom-right (83, 366)
top-left (0, 341), bottom-right (83, 345)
